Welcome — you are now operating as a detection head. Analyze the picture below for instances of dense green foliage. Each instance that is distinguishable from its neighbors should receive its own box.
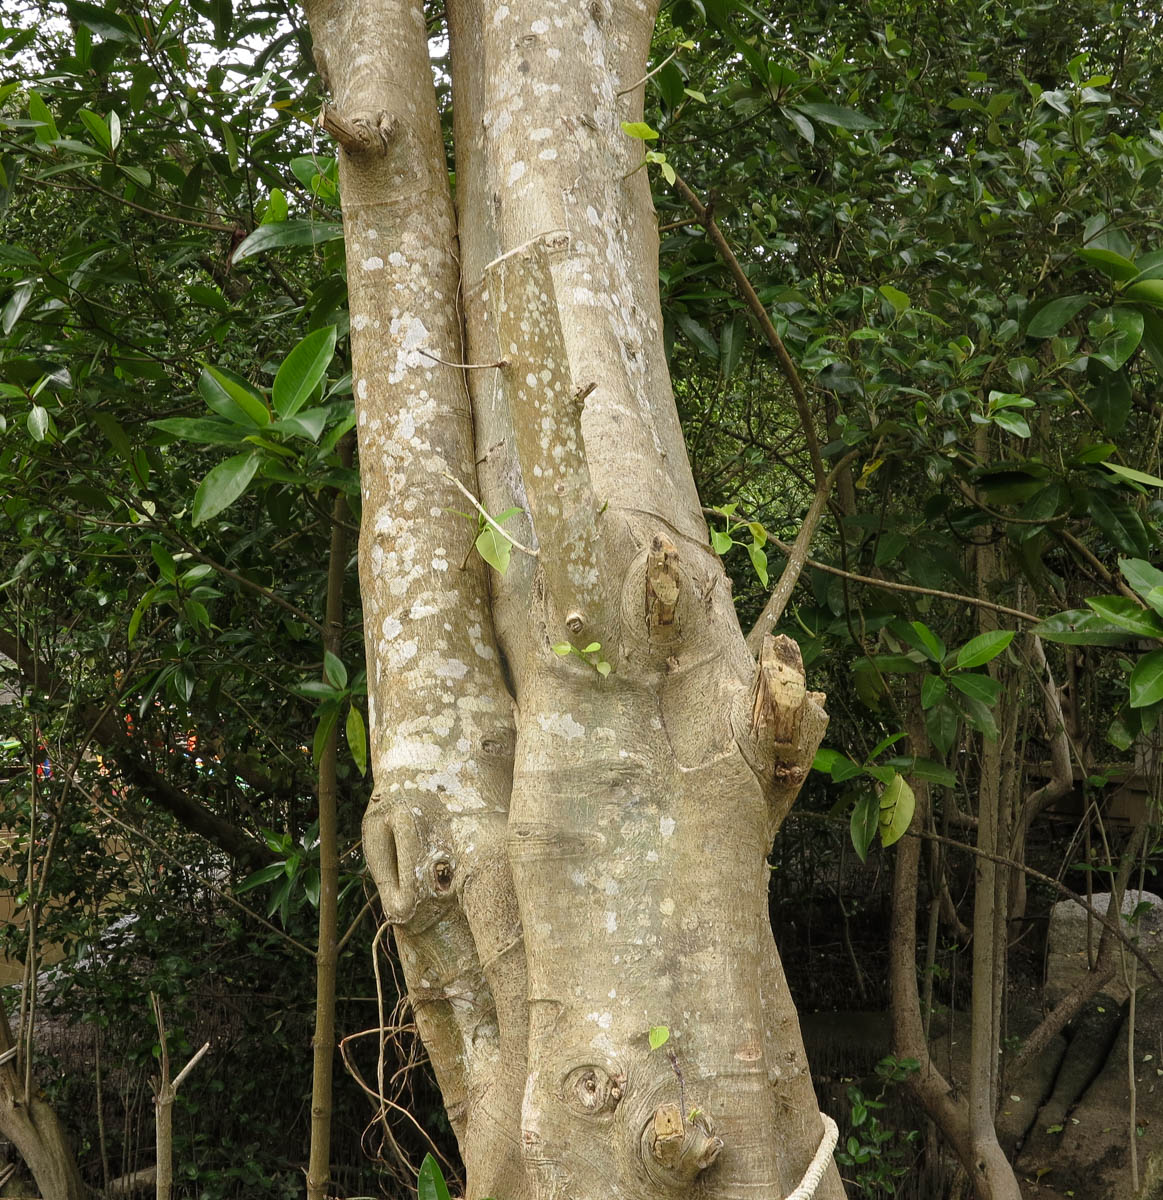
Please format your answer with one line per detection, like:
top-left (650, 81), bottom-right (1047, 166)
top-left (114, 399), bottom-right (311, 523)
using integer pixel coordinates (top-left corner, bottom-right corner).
top-left (2, 0), bottom-right (1163, 1194)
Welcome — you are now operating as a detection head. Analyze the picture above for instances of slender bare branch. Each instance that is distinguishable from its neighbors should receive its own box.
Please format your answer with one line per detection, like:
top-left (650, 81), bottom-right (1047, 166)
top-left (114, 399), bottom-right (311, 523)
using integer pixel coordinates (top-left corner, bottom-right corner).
top-left (746, 453), bottom-right (858, 652)
top-left (673, 173), bottom-right (825, 487)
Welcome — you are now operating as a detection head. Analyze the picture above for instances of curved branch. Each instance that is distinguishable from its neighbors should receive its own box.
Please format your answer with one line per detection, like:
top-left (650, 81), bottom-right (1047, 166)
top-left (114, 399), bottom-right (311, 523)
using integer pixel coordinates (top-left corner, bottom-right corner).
top-left (673, 173), bottom-right (825, 487)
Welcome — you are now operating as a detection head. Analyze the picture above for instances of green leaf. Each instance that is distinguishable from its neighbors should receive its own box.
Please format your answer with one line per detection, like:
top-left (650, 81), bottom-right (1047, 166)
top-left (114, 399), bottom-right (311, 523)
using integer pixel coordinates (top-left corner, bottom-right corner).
top-left (780, 105), bottom-right (815, 144)
top-left (677, 313), bottom-right (719, 359)
top-left (231, 220), bottom-right (344, 264)
top-left (955, 630), bottom-right (1014, 669)
top-left (595, 660), bottom-right (612, 677)
top-left (191, 452), bottom-right (260, 525)
top-left (2, 281), bottom-right (35, 334)
top-left (868, 731), bottom-right (908, 761)
top-left (273, 326), bottom-right (337, 418)
top-left (648, 1025), bottom-right (670, 1050)
top-left (1085, 597), bottom-right (1163, 638)
top-left (1092, 308), bottom-right (1143, 371)
top-left (710, 529), bottom-right (733, 555)
top-left (1032, 609), bottom-right (1133, 646)
top-left (150, 417), bottom-right (246, 446)
top-left (1089, 368), bottom-right (1132, 436)
top-left (27, 91), bottom-right (58, 143)
top-left (878, 773), bottom-right (915, 847)
top-left (1027, 295), bottom-right (1091, 338)
top-left (119, 164), bottom-right (152, 188)
top-left (323, 650), bottom-right (347, 690)
top-left (883, 756), bottom-right (956, 788)
top-left (77, 108), bottom-right (113, 154)
top-left (1101, 461), bottom-right (1163, 488)
top-left (991, 409), bottom-right (1031, 438)
top-left (720, 316), bottom-right (745, 382)
top-left (92, 413), bottom-right (133, 467)
top-left (417, 1155), bottom-right (452, 1200)
top-left (346, 704), bottom-right (367, 775)
top-left (27, 405), bottom-right (49, 442)
top-left (475, 526), bottom-right (512, 575)
top-left (813, 748), bottom-right (863, 782)
top-left (236, 861), bottom-right (286, 893)
top-left (201, 364), bottom-right (269, 427)
top-left (1120, 558), bottom-right (1163, 603)
top-left (925, 701), bottom-right (959, 757)
top-left (1129, 650), bottom-right (1163, 709)
top-left (746, 541), bottom-right (769, 587)
top-left (950, 673), bottom-right (1003, 705)
top-left (878, 284), bottom-right (909, 314)
top-left (262, 187), bottom-right (288, 224)
top-left (312, 704), bottom-right (340, 766)
top-left (921, 674), bottom-right (946, 709)
top-left (64, 0), bottom-right (137, 40)
top-left (1108, 706), bottom-right (1138, 752)
top-left (793, 102), bottom-right (879, 130)
top-left (621, 121), bottom-right (659, 140)
top-left (150, 542), bottom-right (177, 583)
top-left (296, 680), bottom-right (345, 701)
top-left (1125, 279), bottom-right (1163, 309)
top-left (850, 791), bottom-right (879, 862)
top-left (552, 643), bottom-right (573, 656)
top-left (269, 408), bottom-right (329, 441)
top-left (1086, 490), bottom-right (1150, 555)
top-left (1077, 248), bottom-right (1139, 282)
top-left (908, 621), bottom-right (945, 663)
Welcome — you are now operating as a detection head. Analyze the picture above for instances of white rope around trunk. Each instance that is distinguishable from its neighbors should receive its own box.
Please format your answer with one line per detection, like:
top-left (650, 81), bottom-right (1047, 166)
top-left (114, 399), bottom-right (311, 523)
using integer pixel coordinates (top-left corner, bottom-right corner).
top-left (783, 1113), bottom-right (839, 1200)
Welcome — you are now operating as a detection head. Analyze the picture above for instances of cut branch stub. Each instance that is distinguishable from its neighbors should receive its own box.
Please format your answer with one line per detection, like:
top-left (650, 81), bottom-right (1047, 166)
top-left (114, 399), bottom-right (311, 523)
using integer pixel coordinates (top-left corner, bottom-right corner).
top-left (485, 240), bottom-right (608, 637)
top-left (643, 1102), bottom-right (723, 1183)
top-left (749, 634), bottom-right (807, 746)
top-left (320, 105), bottom-right (399, 155)
top-left (732, 634), bottom-right (829, 830)
top-left (644, 534), bottom-right (680, 632)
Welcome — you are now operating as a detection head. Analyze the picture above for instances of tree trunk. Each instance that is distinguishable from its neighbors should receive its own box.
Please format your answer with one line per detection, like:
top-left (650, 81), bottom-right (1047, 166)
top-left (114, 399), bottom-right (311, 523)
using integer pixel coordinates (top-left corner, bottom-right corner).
top-left (307, 437), bottom-right (353, 1200)
top-left (303, 1), bottom-right (844, 1196)
top-left (0, 1007), bottom-right (85, 1200)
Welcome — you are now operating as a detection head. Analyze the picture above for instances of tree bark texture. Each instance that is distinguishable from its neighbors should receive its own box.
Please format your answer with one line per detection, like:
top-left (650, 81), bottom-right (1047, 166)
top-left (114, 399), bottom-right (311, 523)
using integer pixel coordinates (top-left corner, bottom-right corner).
top-left (303, 2), bottom-right (843, 1196)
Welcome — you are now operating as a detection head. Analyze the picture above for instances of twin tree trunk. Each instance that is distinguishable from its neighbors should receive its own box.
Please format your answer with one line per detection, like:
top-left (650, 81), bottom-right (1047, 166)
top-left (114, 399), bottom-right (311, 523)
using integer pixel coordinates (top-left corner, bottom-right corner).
top-left (304, 1), bottom-right (845, 1196)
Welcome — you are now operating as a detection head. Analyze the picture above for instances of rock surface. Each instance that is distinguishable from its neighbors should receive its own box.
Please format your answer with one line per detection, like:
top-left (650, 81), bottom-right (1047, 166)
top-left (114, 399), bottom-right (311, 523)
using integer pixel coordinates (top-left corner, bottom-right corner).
top-left (1045, 890), bottom-right (1163, 1003)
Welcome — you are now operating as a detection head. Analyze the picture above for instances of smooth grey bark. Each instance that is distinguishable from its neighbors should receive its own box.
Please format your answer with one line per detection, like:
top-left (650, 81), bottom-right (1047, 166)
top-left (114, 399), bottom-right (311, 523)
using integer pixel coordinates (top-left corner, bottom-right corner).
top-left (304, 1), bottom-right (844, 1196)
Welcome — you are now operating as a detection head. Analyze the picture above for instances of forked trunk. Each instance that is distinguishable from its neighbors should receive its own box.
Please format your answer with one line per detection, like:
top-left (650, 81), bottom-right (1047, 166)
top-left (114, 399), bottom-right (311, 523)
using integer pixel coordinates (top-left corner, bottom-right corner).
top-left (303, 0), bottom-right (844, 1195)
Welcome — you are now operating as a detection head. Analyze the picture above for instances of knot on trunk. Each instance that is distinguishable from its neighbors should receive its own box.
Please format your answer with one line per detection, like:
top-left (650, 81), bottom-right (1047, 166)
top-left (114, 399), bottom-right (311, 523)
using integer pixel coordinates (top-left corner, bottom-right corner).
top-left (321, 105), bottom-right (399, 155)
top-left (643, 1101), bottom-right (723, 1183)
top-left (362, 793), bottom-right (455, 928)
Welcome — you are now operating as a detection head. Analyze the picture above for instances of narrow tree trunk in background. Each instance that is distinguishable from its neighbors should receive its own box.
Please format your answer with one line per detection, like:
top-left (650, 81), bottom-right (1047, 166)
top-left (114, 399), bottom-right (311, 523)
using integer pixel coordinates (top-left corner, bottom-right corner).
top-left (893, 705), bottom-right (1021, 1200)
top-left (964, 453), bottom-right (1022, 1200)
top-left (305, 0), bottom-right (845, 1195)
top-left (306, 435), bottom-right (353, 1200)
